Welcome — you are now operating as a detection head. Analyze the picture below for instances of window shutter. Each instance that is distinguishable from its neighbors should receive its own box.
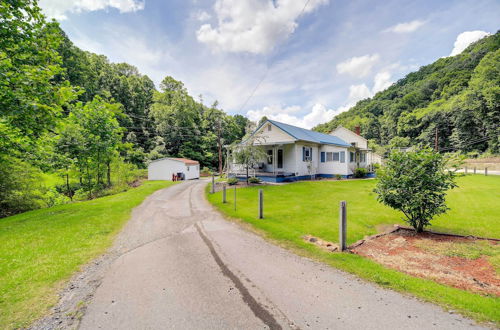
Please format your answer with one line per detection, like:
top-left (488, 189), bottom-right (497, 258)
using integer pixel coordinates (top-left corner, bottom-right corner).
top-left (302, 147), bottom-right (305, 161)
top-left (320, 152), bottom-right (325, 163)
top-left (340, 151), bottom-right (345, 163)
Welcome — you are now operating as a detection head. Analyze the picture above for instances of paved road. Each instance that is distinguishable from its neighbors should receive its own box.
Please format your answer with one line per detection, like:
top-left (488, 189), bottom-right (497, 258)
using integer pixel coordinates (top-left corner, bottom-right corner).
top-left (78, 180), bottom-right (484, 329)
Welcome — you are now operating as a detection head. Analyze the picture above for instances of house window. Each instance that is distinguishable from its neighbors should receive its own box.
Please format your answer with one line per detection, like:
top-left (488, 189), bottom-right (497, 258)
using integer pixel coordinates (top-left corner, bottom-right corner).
top-left (187, 166), bottom-right (190, 171)
top-left (267, 124), bottom-right (272, 131)
top-left (326, 152), bottom-right (333, 162)
top-left (303, 147), bottom-right (312, 161)
top-left (350, 152), bottom-right (355, 163)
top-left (340, 151), bottom-right (345, 163)
top-left (320, 152), bottom-right (325, 163)
top-left (333, 152), bottom-right (340, 162)
top-left (360, 152), bottom-right (366, 162)
top-left (267, 150), bottom-right (273, 164)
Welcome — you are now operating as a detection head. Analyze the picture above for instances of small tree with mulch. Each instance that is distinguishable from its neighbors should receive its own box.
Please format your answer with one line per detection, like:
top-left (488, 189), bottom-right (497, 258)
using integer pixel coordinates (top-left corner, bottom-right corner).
top-left (230, 136), bottom-right (267, 185)
top-left (374, 147), bottom-right (457, 232)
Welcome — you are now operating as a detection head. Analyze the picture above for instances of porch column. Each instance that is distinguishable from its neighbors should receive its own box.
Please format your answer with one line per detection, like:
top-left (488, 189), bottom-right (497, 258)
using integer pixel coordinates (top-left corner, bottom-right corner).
top-left (273, 145), bottom-right (276, 175)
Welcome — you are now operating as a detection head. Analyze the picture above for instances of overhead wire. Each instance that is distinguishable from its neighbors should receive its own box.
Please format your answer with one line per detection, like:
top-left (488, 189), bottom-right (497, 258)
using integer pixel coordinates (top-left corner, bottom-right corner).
top-left (237, 0), bottom-right (312, 113)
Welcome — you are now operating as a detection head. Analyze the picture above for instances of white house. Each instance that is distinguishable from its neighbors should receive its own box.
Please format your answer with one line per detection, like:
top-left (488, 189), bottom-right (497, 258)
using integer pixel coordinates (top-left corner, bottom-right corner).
top-left (330, 126), bottom-right (382, 167)
top-left (148, 158), bottom-right (200, 181)
top-left (228, 119), bottom-right (379, 182)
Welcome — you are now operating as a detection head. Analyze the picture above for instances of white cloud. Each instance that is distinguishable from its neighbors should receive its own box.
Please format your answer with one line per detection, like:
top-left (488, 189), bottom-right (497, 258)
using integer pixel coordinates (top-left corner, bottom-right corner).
top-left (195, 10), bottom-right (212, 21)
top-left (247, 103), bottom-right (338, 129)
top-left (449, 30), bottom-right (491, 56)
top-left (372, 71), bottom-right (392, 93)
top-left (383, 20), bottom-right (425, 33)
top-left (348, 84), bottom-right (371, 102)
top-left (39, 0), bottom-right (145, 20)
top-left (196, 0), bottom-right (329, 54)
top-left (340, 70), bottom-right (393, 109)
top-left (336, 54), bottom-right (380, 78)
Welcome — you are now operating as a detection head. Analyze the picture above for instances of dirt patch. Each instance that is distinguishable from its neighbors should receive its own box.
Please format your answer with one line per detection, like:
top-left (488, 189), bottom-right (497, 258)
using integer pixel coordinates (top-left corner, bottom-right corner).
top-left (128, 179), bottom-right (143, 187)
top-left (302, 235), bottom-right (339, 252)
top-left (351, 228), bottom-right (500, 296)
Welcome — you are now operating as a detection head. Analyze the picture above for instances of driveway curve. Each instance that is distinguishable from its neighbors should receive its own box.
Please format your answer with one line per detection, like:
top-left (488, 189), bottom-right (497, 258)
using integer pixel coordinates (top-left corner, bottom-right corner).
top-left (51, 180), bottom-right (486, 329)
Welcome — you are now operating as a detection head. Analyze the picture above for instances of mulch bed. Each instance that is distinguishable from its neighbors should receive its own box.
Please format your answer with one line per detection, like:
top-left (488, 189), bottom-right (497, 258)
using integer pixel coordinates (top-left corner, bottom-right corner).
top-left (350, 226), bottom-right (499, 296)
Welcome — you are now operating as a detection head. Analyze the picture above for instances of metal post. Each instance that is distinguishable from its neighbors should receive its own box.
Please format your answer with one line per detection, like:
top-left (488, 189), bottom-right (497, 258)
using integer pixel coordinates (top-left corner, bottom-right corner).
top-left (474, 167), bottom-right (476, 174)
top-left (339, 201), bottom-right (347, 251)
top-left (234, 186), bottom-right (237, 211)
top-left (222, 185), bottom-right (227, 203)
top-left (211, 174), bottom-right (215, 194)
top-left (485, 167), bottom-right (488, 176)
top-left (258, 189), bottom-right (264, 219)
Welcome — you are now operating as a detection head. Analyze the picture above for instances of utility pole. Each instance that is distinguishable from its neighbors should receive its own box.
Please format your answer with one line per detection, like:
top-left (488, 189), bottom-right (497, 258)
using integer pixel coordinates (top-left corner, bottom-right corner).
top-left (434, 127), bottom-right (439, 152)
top-left (217, 117), bottom-right (223, 175)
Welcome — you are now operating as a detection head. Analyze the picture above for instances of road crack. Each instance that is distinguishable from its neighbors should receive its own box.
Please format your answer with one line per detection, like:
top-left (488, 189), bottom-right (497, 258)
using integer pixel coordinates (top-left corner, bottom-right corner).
top-left (195, 223), bottom-right (283, 330)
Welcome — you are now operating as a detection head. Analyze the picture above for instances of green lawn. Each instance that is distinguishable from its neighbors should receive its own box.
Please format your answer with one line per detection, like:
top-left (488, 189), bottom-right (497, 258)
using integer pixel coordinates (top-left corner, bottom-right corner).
top-left (207, 175), bottom-right (500, 324)
top-left (0, 181), bottom-right (174, 329)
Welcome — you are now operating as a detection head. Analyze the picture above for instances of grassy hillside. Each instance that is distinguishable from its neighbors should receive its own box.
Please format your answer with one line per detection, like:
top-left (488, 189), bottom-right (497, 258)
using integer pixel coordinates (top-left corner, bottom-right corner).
top-left (315, 32), bottom-right (500, 154)
top-left (0, 181), bottom-right (174, 329)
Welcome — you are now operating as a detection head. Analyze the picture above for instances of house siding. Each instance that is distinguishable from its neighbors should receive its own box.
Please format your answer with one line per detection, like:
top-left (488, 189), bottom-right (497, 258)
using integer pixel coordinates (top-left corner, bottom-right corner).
top-left (294, 142), bottom-right (320, 176)
top-left (318, 145), bottom-right (350, 175)
top-left (254, 122), bottom-right (296, 144)
top-left (331, 127), bottom-right (368, 149)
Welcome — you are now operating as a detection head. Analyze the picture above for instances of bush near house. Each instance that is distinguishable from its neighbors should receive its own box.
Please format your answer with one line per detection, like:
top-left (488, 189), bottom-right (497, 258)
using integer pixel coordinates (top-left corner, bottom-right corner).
top-left (248, 177), bottom-right (262, 184)
top-left (353, 168), bottom-right (368, 178)
top-left (227, 177), bottom-right (239, 185)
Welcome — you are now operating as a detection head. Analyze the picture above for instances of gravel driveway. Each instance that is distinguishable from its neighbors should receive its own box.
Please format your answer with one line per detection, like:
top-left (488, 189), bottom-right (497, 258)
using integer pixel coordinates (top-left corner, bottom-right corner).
top-left (33, 179), bottom-right (486, 329)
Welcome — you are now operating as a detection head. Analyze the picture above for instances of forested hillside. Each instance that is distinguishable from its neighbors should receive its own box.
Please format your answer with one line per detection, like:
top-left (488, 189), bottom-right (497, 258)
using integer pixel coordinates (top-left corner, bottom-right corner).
top-left (315, 32), bottom-right (500, 155)
top-left (0, 0), bottom-right (248, 217)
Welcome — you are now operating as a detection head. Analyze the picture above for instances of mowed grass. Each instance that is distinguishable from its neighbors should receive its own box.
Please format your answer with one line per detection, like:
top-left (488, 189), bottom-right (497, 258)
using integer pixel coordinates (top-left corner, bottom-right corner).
top-left (0, 181), bottom-right (174, 329)
top-left (207, 175), bottom-right (500, 324)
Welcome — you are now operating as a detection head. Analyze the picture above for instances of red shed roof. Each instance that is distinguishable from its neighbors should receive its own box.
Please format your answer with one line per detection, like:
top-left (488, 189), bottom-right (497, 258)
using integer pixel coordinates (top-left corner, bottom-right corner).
top-left (170, 158), bottom-right (199, 165)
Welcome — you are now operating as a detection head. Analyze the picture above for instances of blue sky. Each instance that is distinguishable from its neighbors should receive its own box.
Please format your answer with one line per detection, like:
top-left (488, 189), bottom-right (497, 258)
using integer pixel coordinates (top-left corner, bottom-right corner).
top-left (39, 0), bottom-right (499, 128)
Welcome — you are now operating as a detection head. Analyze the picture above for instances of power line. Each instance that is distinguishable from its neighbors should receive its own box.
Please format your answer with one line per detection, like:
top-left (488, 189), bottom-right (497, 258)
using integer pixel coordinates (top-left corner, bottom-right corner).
top-left (439, 136), bottom-right (491, 152)
top-left (237, 0), bottom-right (312, 113)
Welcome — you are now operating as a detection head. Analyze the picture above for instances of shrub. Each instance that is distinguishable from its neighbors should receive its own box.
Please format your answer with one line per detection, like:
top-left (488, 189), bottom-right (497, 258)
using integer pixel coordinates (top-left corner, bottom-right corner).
top-left (374, 147), bottom-right (457, 232)
top-left (353, 167), bottom-right (368, 178)
top-left (201, 167), bottom-right (211, 175)
top-left (227, 177), bottom-right (239, 185)
top-left (0, 157), bottom-right (47, 217)
top-left (248, 177), bottom-right (262, 184)
top-left (43, 188), bottom-right (70, 208)
top-left (335, 174), bottom-right (343, 180)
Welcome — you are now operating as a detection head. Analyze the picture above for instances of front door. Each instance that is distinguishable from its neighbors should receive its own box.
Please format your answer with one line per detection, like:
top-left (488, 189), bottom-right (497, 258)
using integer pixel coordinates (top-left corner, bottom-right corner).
top-left (277, 149), bottom-right (283, 169)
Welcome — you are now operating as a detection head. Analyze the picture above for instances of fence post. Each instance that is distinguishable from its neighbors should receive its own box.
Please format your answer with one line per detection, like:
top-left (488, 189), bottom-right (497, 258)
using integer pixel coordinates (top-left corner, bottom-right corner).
top-left (258, 189), bottom-right (264, 219)
top-left (485, 167), bottom-right (488, 176)
top-left (474, 167), bottom-right (476, 174)
top-left (222, 185), bottom-right (227, 203)
top-left (465, 166), bottom-right (468, 174)
top-left (211, 174), bottom-right (215, 194)
top-left (339, 201), bottom-right (347, 251)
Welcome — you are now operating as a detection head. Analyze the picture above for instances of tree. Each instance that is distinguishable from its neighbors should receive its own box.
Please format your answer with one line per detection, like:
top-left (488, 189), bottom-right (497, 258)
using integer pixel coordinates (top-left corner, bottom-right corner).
top-left (0, 0), bottom-right (65, 160)
top-left (230, 135), bottom-right (267, 184)
top-left (374, 147), bottom-right (457, 232)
